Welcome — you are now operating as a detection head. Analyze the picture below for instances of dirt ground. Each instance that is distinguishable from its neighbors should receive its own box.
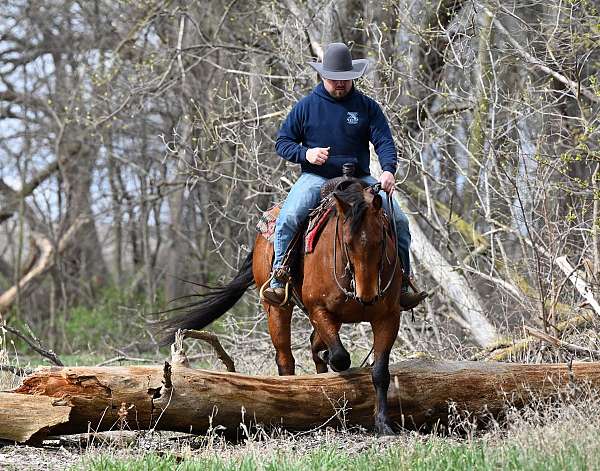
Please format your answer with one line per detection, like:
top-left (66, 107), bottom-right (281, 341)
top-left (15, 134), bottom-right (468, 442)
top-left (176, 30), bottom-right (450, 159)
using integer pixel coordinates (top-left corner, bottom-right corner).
top-left (0, 429), bottom-right (404, 470)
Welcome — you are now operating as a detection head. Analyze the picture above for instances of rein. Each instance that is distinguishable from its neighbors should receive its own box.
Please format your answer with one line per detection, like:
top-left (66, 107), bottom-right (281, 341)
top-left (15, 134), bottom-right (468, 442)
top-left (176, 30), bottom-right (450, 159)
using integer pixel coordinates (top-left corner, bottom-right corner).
top-left (332, 184), bottom-right (399, 306)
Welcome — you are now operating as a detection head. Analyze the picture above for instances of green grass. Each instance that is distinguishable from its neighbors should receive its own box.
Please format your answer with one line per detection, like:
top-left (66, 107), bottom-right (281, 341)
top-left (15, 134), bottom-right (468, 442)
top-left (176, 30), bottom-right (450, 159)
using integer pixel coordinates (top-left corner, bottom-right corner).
top-left (80, 436), bottom-right (596, 471)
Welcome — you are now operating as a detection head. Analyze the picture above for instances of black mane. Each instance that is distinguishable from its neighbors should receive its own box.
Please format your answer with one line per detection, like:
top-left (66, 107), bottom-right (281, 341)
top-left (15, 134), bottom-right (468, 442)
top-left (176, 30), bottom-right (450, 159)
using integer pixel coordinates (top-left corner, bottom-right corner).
top-left (333, 183), bottom-right (369, 236)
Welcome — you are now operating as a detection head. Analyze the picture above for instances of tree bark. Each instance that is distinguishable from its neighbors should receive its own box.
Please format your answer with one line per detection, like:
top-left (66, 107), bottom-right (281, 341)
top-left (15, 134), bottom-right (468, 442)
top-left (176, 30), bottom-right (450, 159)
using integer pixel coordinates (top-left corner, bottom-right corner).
top-left (2, 359), bottom-right (600, 444)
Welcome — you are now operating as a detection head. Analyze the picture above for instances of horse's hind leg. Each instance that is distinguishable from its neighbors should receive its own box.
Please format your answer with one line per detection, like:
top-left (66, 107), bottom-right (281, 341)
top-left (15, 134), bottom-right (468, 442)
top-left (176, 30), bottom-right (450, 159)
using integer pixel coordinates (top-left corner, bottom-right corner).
top-left (310, 309), bottom-right (350, 372)
top-left (310, 329), bottom-right (332, 374)
top-left (264, 302), bottom-right (295, 375)
top-left (370, 313), bottom-right (400, 435)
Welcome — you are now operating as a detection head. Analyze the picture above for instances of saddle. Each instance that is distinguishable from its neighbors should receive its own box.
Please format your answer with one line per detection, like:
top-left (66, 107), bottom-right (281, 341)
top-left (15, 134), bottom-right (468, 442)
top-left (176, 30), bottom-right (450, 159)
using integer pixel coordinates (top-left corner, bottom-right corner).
top-left (256, 199), bottom-right (333, 254)
top-left (255, 171), bottom-right (368, 254)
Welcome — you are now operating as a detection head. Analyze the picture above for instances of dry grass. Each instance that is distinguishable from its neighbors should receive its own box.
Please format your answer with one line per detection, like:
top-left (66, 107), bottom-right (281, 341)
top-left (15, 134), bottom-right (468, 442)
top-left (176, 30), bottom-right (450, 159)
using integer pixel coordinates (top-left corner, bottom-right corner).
top-left (61, 389), bottom-right (600, 469)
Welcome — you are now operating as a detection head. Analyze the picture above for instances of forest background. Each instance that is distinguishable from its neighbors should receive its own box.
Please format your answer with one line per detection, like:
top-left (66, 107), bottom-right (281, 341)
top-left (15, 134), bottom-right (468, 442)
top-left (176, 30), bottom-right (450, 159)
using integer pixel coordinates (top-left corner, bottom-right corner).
top-left (0, 0), bottom-right (598, 367)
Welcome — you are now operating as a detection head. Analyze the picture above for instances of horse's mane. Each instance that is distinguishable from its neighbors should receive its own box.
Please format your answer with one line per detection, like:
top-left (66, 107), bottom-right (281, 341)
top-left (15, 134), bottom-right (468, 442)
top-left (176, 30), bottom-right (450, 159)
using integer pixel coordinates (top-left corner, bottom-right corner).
top-left (333, 182), bottom-right (369, 236)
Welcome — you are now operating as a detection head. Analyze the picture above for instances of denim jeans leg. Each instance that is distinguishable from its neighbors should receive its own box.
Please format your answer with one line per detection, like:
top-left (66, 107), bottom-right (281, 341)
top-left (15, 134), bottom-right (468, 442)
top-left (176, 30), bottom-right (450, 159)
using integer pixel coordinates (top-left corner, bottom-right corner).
top-left (271, 173), bottom-right (327, 288)
top-left (360, 175), bottom-right (412, 280)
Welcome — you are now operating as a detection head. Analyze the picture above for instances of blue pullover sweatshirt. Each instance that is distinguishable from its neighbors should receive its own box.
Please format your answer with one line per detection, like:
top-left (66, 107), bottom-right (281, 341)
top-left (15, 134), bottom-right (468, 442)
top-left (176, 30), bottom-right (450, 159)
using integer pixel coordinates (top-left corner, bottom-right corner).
top-left (275, 82), bottom-right (397, 179)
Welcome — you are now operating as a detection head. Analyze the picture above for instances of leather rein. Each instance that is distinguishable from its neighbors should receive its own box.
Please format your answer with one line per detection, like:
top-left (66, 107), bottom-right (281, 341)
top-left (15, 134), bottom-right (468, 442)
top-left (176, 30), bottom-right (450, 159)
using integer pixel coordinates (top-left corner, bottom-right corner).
top-left (332, 183), bottom-right (399, 306)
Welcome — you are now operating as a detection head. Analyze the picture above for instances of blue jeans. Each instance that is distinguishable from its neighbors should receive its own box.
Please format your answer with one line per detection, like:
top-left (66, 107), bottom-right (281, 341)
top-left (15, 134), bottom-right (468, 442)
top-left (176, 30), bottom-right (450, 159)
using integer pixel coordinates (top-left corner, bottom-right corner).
top-left (271, 173), bottom-right (412, 288)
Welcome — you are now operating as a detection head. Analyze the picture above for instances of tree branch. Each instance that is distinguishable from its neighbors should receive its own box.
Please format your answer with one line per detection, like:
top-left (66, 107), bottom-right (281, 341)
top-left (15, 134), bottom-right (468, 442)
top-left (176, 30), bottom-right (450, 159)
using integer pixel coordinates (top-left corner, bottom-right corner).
top-left (0, 217), bottom-right (89, 317)
top-left (486, 7), bottom-right (600, 104)
top-left (1, 324), bottom-right (63, 366)
top-left (172, 329), bottom-right (236, 372)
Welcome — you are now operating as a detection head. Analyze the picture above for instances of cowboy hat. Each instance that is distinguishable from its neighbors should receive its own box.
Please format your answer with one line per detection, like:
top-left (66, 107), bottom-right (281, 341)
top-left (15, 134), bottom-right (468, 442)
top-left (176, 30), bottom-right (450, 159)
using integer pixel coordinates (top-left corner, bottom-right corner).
top-left (308, 43), bottom-right (369, 80)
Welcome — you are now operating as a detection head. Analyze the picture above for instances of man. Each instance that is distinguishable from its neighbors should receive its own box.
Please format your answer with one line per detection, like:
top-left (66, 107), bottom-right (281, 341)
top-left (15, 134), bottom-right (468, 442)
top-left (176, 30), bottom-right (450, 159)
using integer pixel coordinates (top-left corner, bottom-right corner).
top-left (261, 42), bottom-right (425, 310)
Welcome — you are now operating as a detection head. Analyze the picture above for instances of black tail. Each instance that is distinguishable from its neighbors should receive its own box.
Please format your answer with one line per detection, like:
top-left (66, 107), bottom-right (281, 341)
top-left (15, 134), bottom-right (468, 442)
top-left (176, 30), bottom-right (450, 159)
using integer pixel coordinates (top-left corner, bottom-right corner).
top-left (156, 249), bottom-right (255, 346)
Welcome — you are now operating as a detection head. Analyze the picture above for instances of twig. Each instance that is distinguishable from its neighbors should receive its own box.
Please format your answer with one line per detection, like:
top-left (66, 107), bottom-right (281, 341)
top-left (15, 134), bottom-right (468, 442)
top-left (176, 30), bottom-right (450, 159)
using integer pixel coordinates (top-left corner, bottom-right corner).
top-left (524, 325), bottom-right (600, 359)
top-left (95, 356), bottom-right (156, 367)
top-left (1, 324), bottom-right (63, 366)
top-left (215, 110), bottom-right (286, 129)
top-left (485, 6), bottom-right (600, 104)
top-left (0, 364), bottom-right (32, 376)
top-left (197, 57), bottom-right (293, 80)
top-left (179, 329), bottom-right (235, 372)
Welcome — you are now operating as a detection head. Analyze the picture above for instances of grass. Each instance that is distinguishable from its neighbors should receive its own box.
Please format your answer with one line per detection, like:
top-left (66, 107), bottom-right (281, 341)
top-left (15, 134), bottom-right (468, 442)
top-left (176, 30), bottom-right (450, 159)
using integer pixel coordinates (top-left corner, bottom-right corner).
top-left (80, 435), bottom-right (595, 471)
top-left (76, 385), bottom-right (600, 471)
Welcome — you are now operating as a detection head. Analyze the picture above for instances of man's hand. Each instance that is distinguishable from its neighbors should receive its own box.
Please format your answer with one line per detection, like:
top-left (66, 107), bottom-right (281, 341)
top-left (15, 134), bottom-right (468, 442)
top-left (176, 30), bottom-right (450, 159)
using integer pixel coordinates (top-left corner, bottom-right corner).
top-left (379, 171), bottom-right (395, 194)
top-left (306, 147), bottom-right (330, 165)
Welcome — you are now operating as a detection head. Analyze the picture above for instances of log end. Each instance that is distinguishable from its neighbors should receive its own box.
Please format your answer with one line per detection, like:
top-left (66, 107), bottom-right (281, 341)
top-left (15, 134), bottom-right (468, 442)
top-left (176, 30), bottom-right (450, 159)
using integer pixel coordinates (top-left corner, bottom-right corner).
top-left (0, 392), bottom-right (71, 443)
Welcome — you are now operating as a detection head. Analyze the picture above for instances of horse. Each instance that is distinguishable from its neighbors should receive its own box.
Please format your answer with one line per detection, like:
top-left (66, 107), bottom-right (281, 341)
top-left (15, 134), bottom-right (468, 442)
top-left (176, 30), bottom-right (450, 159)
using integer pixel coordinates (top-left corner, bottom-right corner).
top-left (159, 181), bottom-right (404, 434)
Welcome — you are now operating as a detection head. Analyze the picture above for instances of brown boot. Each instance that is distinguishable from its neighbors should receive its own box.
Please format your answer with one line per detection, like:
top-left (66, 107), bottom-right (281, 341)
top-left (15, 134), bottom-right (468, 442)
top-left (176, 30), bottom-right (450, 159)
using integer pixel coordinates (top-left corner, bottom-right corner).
top-left (399, 285), bottom-right (428, 311)
top-left (261, 286), bottom-right (288, 307)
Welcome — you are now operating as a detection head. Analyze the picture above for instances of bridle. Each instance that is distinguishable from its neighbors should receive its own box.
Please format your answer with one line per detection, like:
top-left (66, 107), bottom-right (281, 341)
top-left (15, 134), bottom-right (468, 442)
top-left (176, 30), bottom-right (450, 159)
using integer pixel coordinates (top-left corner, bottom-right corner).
top-left (332, 183), bottom-right (399, 306)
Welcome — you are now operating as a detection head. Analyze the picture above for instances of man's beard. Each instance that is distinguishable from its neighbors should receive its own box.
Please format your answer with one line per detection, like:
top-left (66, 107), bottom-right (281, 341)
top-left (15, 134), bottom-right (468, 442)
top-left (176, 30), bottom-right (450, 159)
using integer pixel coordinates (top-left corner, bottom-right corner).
top-left (332, 88), bottom-right (349, 98)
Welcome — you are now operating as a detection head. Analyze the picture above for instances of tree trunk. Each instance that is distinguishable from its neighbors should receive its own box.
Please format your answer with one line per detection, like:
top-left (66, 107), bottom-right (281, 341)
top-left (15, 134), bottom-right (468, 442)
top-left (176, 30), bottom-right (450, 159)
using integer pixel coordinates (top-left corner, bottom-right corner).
top-left (2, 359), bottom-right (600, 444)
top-left (57, 136), bottom-right (109, 301)
top-left (0, 218), bottom-right (89, 318)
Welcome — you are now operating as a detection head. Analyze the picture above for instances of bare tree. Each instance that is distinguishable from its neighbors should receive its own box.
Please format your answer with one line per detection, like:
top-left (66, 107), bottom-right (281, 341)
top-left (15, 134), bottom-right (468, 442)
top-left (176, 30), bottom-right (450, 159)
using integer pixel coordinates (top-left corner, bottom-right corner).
top-left (0, 0), bottom-right (597, 352)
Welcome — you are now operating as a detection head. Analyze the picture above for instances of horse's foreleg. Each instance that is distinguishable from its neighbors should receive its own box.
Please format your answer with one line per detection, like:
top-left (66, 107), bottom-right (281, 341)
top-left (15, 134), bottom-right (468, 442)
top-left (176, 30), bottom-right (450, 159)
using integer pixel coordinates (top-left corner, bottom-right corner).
top-left (310, 329), bottom-right (330, 374)
top-left (309, 309), bottom-right (349, 372)
top-left (264, 302), bottom-right (295, 375)
top-left (370, 313), bottom-right (400, 435)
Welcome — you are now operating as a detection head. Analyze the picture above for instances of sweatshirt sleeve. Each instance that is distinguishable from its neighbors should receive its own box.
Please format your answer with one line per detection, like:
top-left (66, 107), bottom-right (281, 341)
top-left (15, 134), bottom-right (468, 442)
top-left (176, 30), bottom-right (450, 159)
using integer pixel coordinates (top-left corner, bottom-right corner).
top-left (369, 101), bottom-right (397, 174)
top-left (275, 101), bottom-right (308, 164)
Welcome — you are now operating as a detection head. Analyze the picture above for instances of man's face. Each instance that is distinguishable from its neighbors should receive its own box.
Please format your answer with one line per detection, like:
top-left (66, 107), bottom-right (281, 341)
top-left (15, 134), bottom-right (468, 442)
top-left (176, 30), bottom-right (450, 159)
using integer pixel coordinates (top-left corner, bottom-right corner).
top-left (323, 79), bottom-right (353, 99)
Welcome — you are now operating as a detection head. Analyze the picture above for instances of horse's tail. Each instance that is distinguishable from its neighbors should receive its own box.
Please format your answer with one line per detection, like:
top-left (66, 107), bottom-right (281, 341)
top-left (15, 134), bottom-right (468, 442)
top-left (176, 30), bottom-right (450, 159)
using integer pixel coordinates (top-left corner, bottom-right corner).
top-left (156, 249), bottom-right (255, 346)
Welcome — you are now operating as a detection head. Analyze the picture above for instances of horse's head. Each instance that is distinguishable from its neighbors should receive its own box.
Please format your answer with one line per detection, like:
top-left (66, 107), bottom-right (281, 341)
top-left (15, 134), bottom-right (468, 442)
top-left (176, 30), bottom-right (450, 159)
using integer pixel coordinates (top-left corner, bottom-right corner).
top-left (333, 183), bottom-right (391, 305)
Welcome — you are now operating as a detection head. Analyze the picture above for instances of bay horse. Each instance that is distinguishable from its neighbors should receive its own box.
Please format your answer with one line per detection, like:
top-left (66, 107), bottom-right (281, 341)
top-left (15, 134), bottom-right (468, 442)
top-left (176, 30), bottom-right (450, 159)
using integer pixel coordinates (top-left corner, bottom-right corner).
top-left (160, 181), bottom-right (404, 434)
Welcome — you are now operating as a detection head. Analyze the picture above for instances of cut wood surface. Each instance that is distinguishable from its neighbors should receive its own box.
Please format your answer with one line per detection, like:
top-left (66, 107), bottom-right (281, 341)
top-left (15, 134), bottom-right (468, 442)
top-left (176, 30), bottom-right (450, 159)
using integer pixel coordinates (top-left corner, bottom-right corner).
top-left (0, 392), bottom-right (71, 443)
top-left (3, 360), bottom-right (600, 443)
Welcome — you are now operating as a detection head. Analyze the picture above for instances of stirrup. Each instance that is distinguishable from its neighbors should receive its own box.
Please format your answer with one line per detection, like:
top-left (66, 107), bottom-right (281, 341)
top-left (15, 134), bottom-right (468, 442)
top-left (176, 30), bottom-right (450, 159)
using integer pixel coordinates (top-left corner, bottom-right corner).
top-left (404, 276), bottom-right (419, 293)
top-left (273, 267), bottom-right (292, 285)
top-left (399, 290), bottom-right (428, 310)
top-left (259, 270), bottom-right (291, 307)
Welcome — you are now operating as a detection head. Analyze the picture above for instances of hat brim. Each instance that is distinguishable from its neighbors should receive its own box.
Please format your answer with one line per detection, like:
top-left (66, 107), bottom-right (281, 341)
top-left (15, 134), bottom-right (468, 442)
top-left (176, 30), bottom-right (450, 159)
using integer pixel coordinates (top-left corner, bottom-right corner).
top-left (307, 59), bottom-right (369, 80)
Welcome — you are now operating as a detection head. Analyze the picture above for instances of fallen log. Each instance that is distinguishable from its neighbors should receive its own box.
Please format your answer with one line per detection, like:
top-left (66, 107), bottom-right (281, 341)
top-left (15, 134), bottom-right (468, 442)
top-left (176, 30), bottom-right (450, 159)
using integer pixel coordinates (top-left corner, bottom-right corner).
top-left (3, 359), bottom-right (600, 443)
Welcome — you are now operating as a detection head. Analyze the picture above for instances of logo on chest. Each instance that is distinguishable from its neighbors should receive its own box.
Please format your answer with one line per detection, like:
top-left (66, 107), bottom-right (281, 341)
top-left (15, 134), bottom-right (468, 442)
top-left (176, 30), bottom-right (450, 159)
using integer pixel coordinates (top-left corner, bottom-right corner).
top-left (346, 112), bottom-right (359, 125)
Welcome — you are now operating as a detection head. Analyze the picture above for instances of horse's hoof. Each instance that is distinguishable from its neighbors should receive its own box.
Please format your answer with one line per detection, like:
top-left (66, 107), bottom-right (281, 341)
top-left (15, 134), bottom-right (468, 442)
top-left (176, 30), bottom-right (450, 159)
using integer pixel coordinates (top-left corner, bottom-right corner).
top-left (317, 350), bottom-right (329, 363)
top-left (330, 354), bottom-right (351, 372)
top-left (319, 349), bottom-right (351, 372)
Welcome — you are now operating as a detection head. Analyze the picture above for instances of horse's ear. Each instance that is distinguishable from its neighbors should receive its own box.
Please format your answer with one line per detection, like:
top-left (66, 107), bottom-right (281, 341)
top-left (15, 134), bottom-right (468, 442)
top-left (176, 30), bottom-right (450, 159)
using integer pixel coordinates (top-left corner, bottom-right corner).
top-left (372, 194), bottom-right (383, 210)
top-left (333, 192), bottom-right (351, 215)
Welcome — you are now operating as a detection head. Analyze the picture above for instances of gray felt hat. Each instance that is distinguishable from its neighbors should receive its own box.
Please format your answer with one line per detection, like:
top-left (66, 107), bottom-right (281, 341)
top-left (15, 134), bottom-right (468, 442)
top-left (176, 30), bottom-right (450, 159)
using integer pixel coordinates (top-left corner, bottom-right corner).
top-left (308, 43), bottom-right (369, 80)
